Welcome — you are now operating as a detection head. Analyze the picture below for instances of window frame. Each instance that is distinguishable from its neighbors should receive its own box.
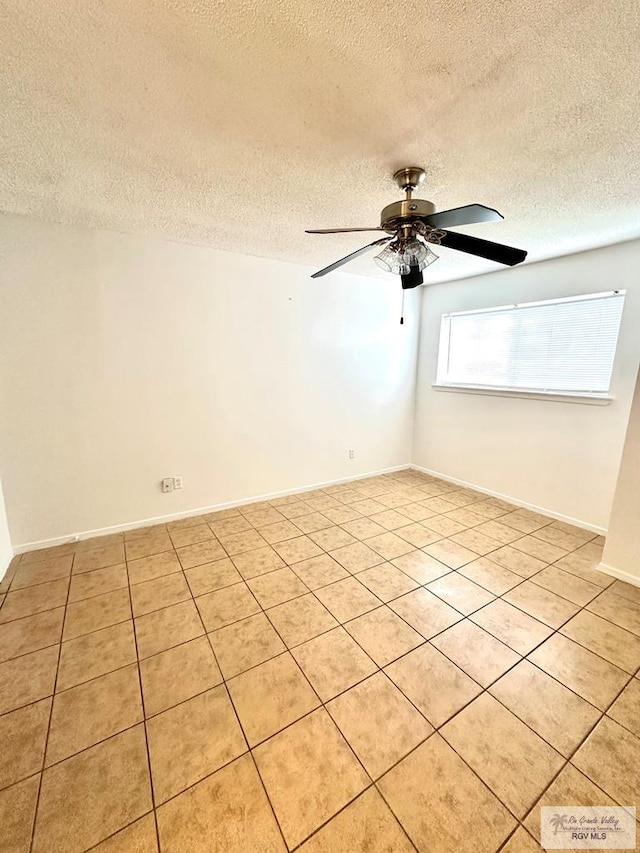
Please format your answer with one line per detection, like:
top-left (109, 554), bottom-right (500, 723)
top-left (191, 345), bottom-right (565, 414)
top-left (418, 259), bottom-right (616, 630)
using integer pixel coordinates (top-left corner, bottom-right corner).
top-left (433, 290), bottom-right (625, 405)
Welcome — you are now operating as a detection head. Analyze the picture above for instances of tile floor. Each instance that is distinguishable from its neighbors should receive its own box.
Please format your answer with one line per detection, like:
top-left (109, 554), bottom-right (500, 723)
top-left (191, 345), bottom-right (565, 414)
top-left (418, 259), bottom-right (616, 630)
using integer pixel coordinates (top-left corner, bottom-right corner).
top-left (0, 470), bottom-right (639, 852)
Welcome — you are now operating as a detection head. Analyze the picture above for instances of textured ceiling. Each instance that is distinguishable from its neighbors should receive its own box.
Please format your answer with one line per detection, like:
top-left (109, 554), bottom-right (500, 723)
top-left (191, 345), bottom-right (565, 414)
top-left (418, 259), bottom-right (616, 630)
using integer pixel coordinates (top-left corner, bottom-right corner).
top-left (1, 0), bottom-right (639, 282)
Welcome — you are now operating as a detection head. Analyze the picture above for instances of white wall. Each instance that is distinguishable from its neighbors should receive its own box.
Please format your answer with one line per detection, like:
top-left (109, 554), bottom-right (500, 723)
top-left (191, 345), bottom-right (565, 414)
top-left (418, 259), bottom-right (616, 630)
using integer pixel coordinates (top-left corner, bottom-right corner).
top-left (0, 214), bottom-right (418, 547)
top-left (413, 239), bottom-right (640, 531)
top-left (600, 367), bottom-right (640, 584)
top-left (0, 478), bottom-right (12, 576)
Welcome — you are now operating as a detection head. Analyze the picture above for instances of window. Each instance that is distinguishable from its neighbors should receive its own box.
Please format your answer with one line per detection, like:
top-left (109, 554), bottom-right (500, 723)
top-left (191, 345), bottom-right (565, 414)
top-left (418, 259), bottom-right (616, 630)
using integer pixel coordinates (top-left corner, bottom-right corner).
top-left (435, 291), bottom-right (625, 399)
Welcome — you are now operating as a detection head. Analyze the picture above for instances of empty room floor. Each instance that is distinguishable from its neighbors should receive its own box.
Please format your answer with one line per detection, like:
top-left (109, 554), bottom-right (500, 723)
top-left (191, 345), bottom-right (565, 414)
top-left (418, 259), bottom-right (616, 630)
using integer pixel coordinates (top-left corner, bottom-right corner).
top-left (0, 470), bottom-right (639, 852)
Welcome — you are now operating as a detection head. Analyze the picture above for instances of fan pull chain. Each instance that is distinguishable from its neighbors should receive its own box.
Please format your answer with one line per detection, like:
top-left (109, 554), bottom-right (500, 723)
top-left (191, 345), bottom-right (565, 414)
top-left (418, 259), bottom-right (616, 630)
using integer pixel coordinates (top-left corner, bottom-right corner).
top-left (400, 288), bottom-right (405, 325)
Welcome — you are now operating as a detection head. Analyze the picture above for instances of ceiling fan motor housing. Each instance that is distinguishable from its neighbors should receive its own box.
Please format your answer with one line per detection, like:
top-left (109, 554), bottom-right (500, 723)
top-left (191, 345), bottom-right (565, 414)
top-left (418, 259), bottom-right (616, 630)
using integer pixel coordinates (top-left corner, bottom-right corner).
top-left (380, 198), bottom-right (437, 232)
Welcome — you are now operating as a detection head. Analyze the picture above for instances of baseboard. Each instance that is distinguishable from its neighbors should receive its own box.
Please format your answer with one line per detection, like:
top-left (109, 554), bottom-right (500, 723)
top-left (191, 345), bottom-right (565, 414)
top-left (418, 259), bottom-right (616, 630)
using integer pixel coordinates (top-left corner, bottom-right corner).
top-left (410, 465), bottom-right (607, 536)
top-left (13, 464), bottom-right (412, 554)
top-left (596, 562), bottom-right (640, 588)
top-left (0, 549), bottom-right (14, 583)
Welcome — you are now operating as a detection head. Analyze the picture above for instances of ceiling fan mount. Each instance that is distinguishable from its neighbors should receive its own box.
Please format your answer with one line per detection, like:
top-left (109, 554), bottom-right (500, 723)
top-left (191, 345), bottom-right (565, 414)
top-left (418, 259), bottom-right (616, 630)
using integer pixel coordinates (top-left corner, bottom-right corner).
top-left (306, 165), bottom-right (528, 289)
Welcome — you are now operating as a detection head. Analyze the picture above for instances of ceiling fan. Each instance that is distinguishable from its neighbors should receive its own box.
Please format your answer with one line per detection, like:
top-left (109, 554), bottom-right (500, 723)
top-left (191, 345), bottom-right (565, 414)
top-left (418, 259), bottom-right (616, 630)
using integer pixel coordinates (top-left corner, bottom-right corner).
top-left (306, 167), bottom-right (527, 289)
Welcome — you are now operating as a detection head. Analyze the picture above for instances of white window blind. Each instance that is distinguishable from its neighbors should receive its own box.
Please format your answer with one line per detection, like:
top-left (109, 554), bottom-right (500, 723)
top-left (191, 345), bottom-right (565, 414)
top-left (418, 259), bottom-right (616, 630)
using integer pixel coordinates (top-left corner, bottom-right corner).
top-left (436, 291), bottom-right (625, 396)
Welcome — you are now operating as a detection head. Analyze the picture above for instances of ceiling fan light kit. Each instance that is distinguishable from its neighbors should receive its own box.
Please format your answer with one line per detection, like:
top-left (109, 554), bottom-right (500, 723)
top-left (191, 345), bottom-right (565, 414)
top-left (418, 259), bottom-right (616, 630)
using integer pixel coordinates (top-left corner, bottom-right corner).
top-left (306, 166), bottom-right (528, 294)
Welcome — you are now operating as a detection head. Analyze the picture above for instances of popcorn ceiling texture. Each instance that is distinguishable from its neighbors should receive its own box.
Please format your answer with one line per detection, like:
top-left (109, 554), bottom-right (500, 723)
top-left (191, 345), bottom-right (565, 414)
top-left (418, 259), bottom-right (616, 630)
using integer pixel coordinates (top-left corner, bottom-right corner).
top-left (1, 0), bottom-right (639, 282)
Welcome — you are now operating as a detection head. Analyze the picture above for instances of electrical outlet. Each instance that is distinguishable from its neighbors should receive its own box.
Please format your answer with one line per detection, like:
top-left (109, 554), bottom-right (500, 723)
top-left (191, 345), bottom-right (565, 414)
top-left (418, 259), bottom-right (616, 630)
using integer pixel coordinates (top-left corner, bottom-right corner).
top-left (349, 449), bottom-right (356, 459)
top-left (173, 476), bottom-right (184, 490)
top-left (161, 478), bottom-right (173, 493)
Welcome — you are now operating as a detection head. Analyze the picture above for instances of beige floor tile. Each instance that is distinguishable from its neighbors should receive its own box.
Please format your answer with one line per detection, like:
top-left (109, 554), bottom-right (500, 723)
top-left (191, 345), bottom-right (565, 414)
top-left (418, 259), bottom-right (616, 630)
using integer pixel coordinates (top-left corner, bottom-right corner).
top-left (327, 672), bottom-right (432, 778)
top-left (555, 556), bottom-right (612, 589)
top-left (391, 550), bottom-right (451, 583)
top-left (314, 576), bottom-right (382, 622)
top-left (421, 497), bottom-right (460, 514)
top-left (431, 620), bottom-right (520, 687)
top-left (292, 626), bottom-right (377, 701)
top-left (500, 827), bottom-right (540, 852)
top-left (367, 529), bottom-right (420, 559)
top-left (0, 607), bottom-right (64, 662)
top-left (607, 678), bottom-right (640, 737)
top-left (427, 572), bottom-right (495, 615)
top-left (393, 522), bottom-right (442, 548)
top-left (503, 581), bottom-right (580, 628)
top-left (231, 546), bottom-right (286, 579)
top-left (227, 652), bottom-right (320, 745)
top-left (498, 510), bottom-right (550, 534)
top-left (458, 558), bottom-right (523, 594)
top-left (329, 541), bottom-right (385, 572)
top-left (279, 500), bottom-right (313, 519)
top-left (47, 664), bottom-right (143, 765)
top-left (298, 787), bottom-right (414, 853)
top-left (423, 539), bottom-right (477, 568)
top-left (209, 612), bottom-right (286, 678)
top-left (293, 512), bottom-right (333, 534)
top-left (147, 686), bottom-right (246, 804)
top-left (471, 599), bottom-right (553, 654)
top-left (531, 565), bottom-right (601, 606)
top-left (63, 588), bottom-right (131, 640)
top-left (68, 564), bottom-right (128, 603)
top-left (90, 813), bottom-right (158, 852)
top-left (389, 588), bottom-right (462, 639)
top-left (524, 764), bottom-right (619, 845)
top-left (424, 515), bottom-right (467, 537)
top-left (489, 660), bottom-right (600, 756)
top-left (441, 693), bottom-right (563, 817)
top-left (378, 734), bottom-right (515, 853)
top-left (216, 529), bottom-right (268, 556)
top-left (169, 524), bottom-right (214, 549)
top-left (450, 528), bottom-right (502, 556)
top-left (606, 579), bottom-right (640, 605)
top-left (72, 544), bottom-right (125, 574)
top-left (351, 498), bottom-right (387, 515)
top-left (124, 524), bottom-right (167, 541)
top-left (184, 558), bottom-right (242, 596)
top-left (208, 514), bottom-right (251, 536)
top-left (344, 605), bottom-right (424, 666)
top-left (135, 599), bottom-right (204, 660)
top-left (58, 620), bottom-right (137, 690)
top-left (473, 521), bottom-right (523, 545)
top-left (157, 754), bottom-right (285, 852)
top-left (572, 716), bottom-right (640, 806)
top-left (195, 574), bottom-right (259, 626)
top-left (267, 593), bottom-right (337, 647)
top-left (175, 539), bottom-right (226, 569)
top-left (245, 507), bottom-right (287, 527)
top-left (259, 519), bottom-right (304, 544)
top-left (10, 555), bottom-right (73, 590)
top-left (247, 566), bottom-right (308, 608)
top-left (0, 645), bottom-right (58, 715)
top-left (290, 553), bottom-right (349, 589)
top-left (272, 535), bottom-right (323, 564)
top-left (308, 526), bottom-right (357, 551)
top-left (481, 545), bottom-right (547, 578)
top-left (0, 578), bottom-right (69, 622)
top-left (130, 572), bottom-right (190, 617)
top-left (528, 633), bottom-right (629, 710)
top-left (126, 551), bottom-right (181, 586)
top-left (341, 517), bottom-right (387, 540)
top-left (511, 535), bottom-right (568, 563)
top-left (0, 698), bottom-right (50, 789)
top-left (19, 544), bottom-right (75, 565)
top-left (560, 609), bottom-right (640, 672)
top-left (356, 563), bottom-right (419, 602)
top-left (532, 524), bottom-right (593, 551)
top-left (587, 588), bottom-right (640, 636)
top-left (0, 775), bottom-right (40, 853)
top-left (441, 506), bottom-right (488, 527)
top-left (125, 533), bottom-right (173, 561)
top-left (321, 505), bottom-right (364, 524)
top-left (140, 635), bottom-right (222, 716)
top-left (386, 642), bottom-right (481, 727)
top-left (33, 725), bottom-right (151, 853)
top-left (253, 708), bottom-right (368, 848)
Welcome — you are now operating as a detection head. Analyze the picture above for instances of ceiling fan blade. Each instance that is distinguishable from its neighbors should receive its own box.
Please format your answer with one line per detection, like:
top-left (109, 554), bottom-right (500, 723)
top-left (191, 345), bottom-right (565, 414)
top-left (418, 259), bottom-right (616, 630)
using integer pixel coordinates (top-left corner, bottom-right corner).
top-left (311, 238), bottom-right (390, 278)
top-left (437, 230), bottom-right (527, 266)
top-left (401, 266), bottom-right (423, 289)
top-left (424, 204), bottom-right (504, 229)
top-left (305, 228), bottom-right (386, 234)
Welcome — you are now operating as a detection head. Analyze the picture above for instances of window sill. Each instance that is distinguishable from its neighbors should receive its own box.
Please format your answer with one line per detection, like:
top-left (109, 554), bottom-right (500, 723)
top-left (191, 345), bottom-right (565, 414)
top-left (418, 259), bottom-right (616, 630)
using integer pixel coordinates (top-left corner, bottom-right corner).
top-left (431, 384), bottom-right (613, 405)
